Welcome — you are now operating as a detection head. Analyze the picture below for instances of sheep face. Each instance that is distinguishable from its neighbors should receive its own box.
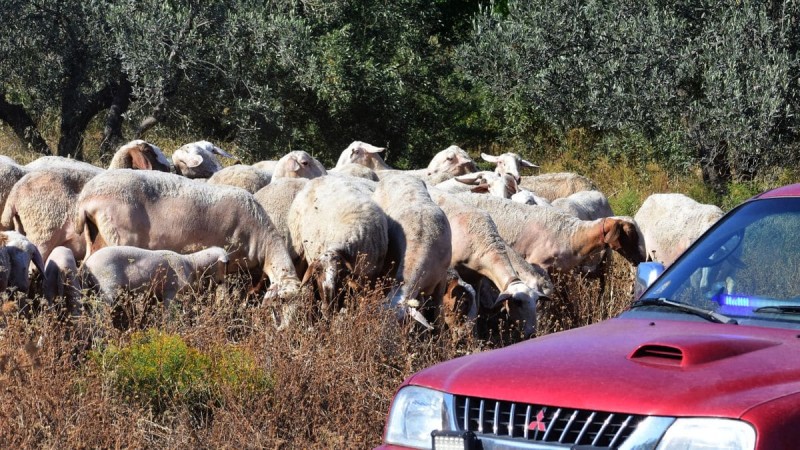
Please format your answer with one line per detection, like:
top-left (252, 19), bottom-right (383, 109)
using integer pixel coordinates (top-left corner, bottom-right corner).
top-left (274, 151), bottom-right (327, 179)
top-left (604, 217), bottom-right (647, 265)
top-left (481, 152), bottom-right (539, 183)
top-left (114, 140), bottom-right (171, 172)
top-left (336, 141), bottom-right (387, 170)
top-left (427, 145), bottom-right (476, 177)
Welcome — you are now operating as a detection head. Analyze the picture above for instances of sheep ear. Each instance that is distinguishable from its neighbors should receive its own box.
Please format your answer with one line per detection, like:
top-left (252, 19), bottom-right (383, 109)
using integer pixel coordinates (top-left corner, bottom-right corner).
top-left (301, 260), bottom-right (320, 285)
top-left (481, 153), bottom-right (498, 163)
top-left (455, 173), bottom-right (482, 184)
top-left (129, 146), bottom-right (153, 170)
top-left (212, 146), bottom-right (236, 159)
top-left (288, 158), bottom-right (301, 173)
top-left (183, 153), bottom-right (204, 168)
top-left (503, 174), bottom-right (519, 193)
top-left (519, 159), bottom-right (539, 168)
top-left (471, 184), bottom-right (490, 193)
top-left (364, 143), bottom-right (385, 154)
top-left (603, 218), bottom-right (623, 249)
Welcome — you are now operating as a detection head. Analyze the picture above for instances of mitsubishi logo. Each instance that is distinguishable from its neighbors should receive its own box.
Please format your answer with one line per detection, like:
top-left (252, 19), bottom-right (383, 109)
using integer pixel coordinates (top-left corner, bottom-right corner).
top-left (528, 409), bottom-right (547, 432)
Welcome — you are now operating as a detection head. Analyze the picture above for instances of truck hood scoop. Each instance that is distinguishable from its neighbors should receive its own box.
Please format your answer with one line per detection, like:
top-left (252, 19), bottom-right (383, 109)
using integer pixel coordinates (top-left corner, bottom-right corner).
top-left (628, 335), bottom-right (779, 368)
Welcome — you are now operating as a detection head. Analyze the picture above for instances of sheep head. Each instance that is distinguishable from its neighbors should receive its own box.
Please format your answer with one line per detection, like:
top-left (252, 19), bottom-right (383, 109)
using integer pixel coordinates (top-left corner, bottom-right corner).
top-left (427, 145), bottom-right (476, 177)
top-left (336, 141), bottom-right (389, 171)
top-left (481, 152), bottom-right (539, 183)
top-left (603, 217), bottom-right (647, 265)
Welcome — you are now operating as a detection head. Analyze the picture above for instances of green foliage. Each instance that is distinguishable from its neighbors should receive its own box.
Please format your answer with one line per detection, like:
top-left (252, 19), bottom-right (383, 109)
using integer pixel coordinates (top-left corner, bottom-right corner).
top-left (92, 329), bottom-right (271, 417)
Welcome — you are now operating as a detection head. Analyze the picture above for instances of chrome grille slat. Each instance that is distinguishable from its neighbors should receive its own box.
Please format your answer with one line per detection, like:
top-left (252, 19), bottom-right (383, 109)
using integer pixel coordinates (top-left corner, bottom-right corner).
top-left (455, 396), bottom-right (646, 449)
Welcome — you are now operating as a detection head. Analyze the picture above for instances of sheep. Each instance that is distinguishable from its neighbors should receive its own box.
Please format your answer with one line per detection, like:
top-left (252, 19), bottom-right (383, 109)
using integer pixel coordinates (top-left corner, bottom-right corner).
top-left (253, 177), bottom-right (309, 266)
top-left (335, 141), bottom-right (392, 171)
top-left (481, 151), bottom-right (539, 182)
top-left (428, 188), bottom-right (550, 338)
top-left (272, 150), bottom-right (328, 180)
top-left (518, 172), bottom-right (598, 202)
top-left (2, 231), bottom-right (45, 309)
top-left (108, 139), bottom-right (171, 171)
top-left (423, 145), bottom-right (477, 180)
top-left (550, 190), bottom-right (614, 221)
top-left (287, 175), bottom-right (388, 314)
top-left (0, 160), bottom-right (28, 223)
top-left (172, 140), bottom-right (237, 178)
top-left (1, 166), bottom-right (101, 261)
top-left (74, 169), bottom-right (302, 300)
top-left (207, 165), bottom-right (273, 193)
top-left (373, 173), bottom-right (452, 326)
top-left (25, 155), bottom-right (105, 174)
top-left (42, 246), bottom-right (82, 317)
top-left (453, 193), bottom-right (646, 272)
top-left (634, 193), bottom-right (725, 267)
top-left (329, 163), bottom-right (380, 181)
top-left (80, 246), bottom-right (229, 311)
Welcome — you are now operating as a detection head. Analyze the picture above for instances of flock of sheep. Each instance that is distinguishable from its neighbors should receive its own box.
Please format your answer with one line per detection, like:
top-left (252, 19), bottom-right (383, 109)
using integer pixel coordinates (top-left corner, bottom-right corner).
top-left (0, 139), bottom-right (725, 338)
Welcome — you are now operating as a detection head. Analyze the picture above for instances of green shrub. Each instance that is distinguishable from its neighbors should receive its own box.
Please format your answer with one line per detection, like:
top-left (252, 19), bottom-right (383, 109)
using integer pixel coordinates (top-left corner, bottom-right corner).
top-left (92, 330), bottom-right (272, 418)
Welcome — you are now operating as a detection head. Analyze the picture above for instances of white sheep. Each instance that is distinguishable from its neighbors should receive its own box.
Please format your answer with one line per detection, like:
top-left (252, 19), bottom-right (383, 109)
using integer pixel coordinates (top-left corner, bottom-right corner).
top-left (550, 190), bottom-right (614, 221)
top-left (335, 141), bottom-right (476, 182)
top-left (373, 173), bottom-right (452, 327)
top-left (335, 141), bottom-right (392, 171)
top-left (1, 166), bottom-right (101, 261)
top-left (172, 140), bottom-right (237, 178)
top-left (518, 172), bottom-right (598, 202)
top-left (454, 193), bottom-right (646, 272)
top-left (253, 177), bottom-right (309, 267)
top-left (288, 175), bottom-right (388, 313)
top-left (428, 187), bottom-right (551, 338)
top-left (2, 231), bottom-right (45, 310)
top-left (0, 160), bottom-right (28, 222)
top-left (272, 150), bottom-right (328, 179)
top-left (42, 246), bottom-right (82, 317)
top-left (81, 246), bottom-right (229, 310)
top-left (634, 193), bottom-right (724, 266)
top-left (207, 165), bottom-right (273, 193)
top-left (107, 140), bottom-right (171, 171)
top-left (74, 169), bottom-right (302, 300)
top-left (481, 151), bottom-right (539, 182)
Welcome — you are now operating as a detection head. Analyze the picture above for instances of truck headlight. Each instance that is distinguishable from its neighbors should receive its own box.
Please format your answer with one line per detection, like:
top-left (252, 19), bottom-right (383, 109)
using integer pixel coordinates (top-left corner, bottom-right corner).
top-left (656, 418), bottom-right (755, 450)
top-left (385, 386), bottom-right (452, 449)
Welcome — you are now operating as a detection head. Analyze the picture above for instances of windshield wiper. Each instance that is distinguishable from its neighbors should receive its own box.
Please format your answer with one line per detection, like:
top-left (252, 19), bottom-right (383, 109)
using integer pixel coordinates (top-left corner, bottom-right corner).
top-left (753, 305), bottom-right (800, 315)
top-left (632, 298), bottom-right (738, 325)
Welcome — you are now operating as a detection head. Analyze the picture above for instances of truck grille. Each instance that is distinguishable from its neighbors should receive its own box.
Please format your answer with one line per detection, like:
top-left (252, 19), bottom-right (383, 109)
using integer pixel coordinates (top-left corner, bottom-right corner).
top-left (454, 395), bottom-right (646, 448)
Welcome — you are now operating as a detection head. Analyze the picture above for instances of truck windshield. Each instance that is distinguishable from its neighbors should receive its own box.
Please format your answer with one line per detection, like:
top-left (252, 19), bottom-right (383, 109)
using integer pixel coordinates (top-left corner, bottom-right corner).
top-left (636, 198), bottom-right (800, 328)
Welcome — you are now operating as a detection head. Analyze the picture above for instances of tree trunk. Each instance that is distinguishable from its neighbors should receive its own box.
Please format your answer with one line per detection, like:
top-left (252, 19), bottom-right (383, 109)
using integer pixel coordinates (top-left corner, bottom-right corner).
top-left (57, 84), bottom-right (115, 159)
top-left (99, 76), bottom-right (133, 156)
top-left (0, 92), bottom-right (52, 155)
top-left (698, 140), bottom-right (731, 195)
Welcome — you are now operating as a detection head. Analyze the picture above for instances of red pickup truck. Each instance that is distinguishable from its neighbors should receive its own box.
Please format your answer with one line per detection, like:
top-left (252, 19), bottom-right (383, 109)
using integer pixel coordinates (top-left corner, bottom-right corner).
top-left (376, 183), bottom-right (800, 450)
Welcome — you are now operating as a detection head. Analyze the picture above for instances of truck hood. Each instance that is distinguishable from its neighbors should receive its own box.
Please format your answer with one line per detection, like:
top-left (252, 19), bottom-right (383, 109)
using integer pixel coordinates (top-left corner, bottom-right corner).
top-left (408, 318), bottom-right (800, 418)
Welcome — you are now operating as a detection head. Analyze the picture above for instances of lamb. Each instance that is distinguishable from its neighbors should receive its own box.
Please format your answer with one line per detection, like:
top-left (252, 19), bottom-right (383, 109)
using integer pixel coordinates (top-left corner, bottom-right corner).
top-left (1, 167), bottom-right (101, 261)
top-left (81, 246), bottom-right (229, 310)
top-left (107, 139), bottom-right (171, 171)
top-left (207, 165), bottom-right (273, 193)
top-left (634, 193), bottom-right (725, 266)
top-left (172, 140), bottom-right (237, 178)
top-left (42, 246), bottom-right (82, 317)
top-left (272, 150), bottom-right (328, 179)
top-left (74, 169), bottom-right (302, 300)
top-left (2, 231), bottom-right (45, 309)
top-left (428, 188), bottom-right (551, 338)
top-left (454, 193), bottom-right (646, 272)
top-left (481, 151), bottom-right (539, 182)
top-left (518, 172), bottom-right (598, 202)
top-left (287, 176), bottom-right (388, 314)
top-left (373, 173), bottom-right (452, 326)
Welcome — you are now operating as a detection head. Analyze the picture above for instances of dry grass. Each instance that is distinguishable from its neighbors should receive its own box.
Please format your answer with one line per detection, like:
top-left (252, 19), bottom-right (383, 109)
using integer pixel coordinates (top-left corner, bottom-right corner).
top-left (0, 254), bottom-right (635, 449)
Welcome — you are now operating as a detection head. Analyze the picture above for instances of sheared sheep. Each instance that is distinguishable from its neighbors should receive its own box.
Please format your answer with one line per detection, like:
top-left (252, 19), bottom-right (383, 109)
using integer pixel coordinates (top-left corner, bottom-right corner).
top-left (373, 173), bottom-right (452, 327)
top-left (42, 246), bottom-right (82, 317)
top-left (481, 151), bottom-right (539, 182)
top-left (634, 193), bottom-right (724, 266)
top-left (74, 169), bottom-right (301, 300)
top-left (81, 245), bottom-right (228, 311)
top-left (518, 172), bottom-right (598, 202)
top-left (207, 165), bottom-right (273, 193)
top-left (108, 139), bottom-right (171, 171)
top-left (454, 193), bottom-right (646, 272)
top-left (1, 167), bottom-right (101, 261)
top-left (428, 188), bottom-right (549, 338)
top-left (288, 176), bottom-right (388, 315)
top-left (172, 140), bottom-right (237, 178)
top-left (272, 150), bottom-right (328, 179)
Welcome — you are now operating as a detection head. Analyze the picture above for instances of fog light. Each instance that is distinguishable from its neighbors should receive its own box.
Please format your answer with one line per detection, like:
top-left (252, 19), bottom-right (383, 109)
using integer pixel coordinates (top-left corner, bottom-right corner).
top-left (431, 430), bottom-right (479, 450)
